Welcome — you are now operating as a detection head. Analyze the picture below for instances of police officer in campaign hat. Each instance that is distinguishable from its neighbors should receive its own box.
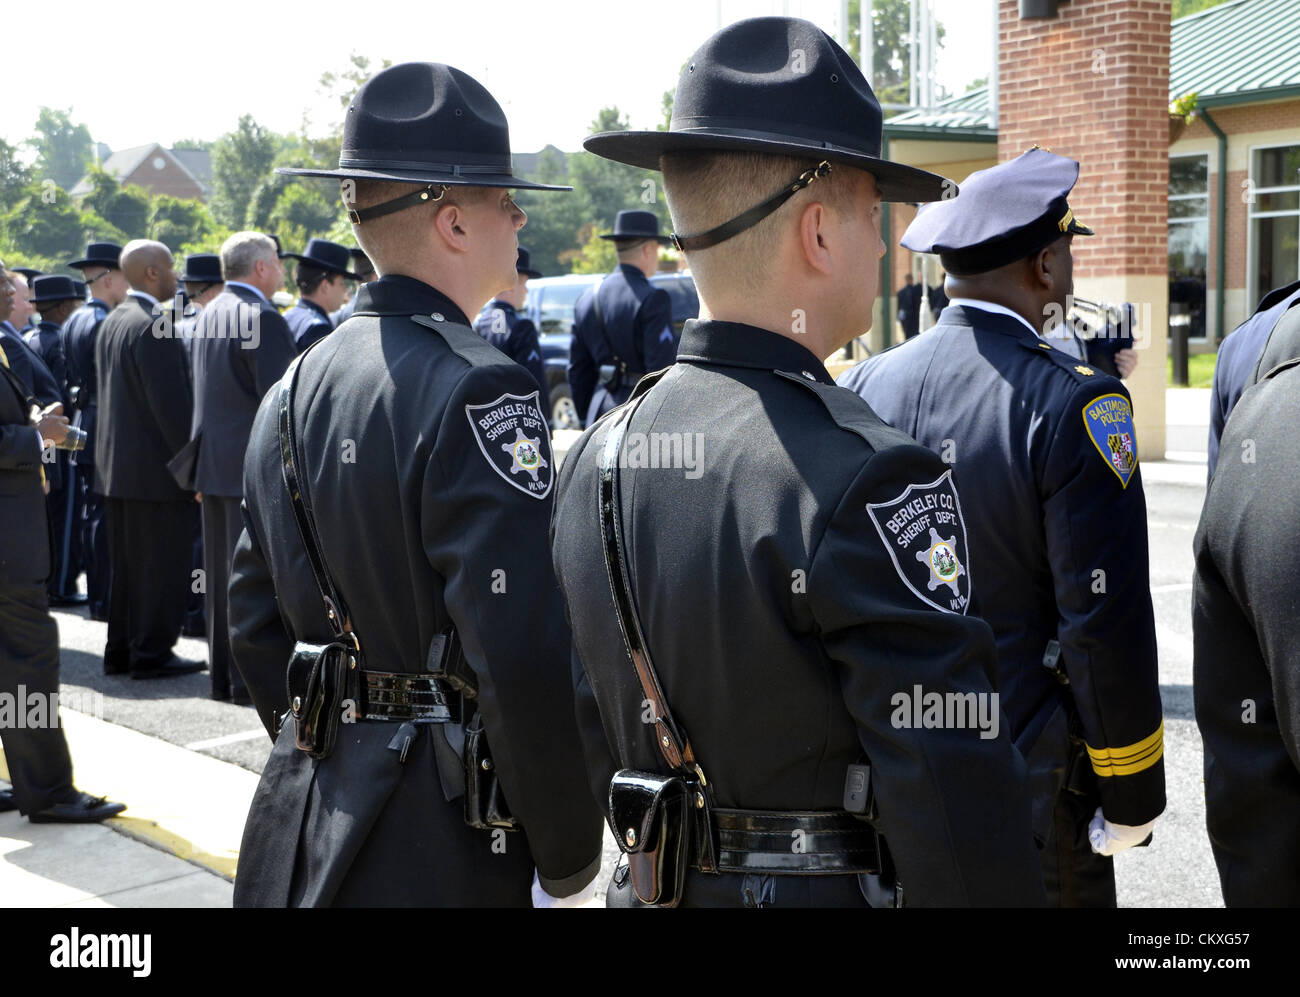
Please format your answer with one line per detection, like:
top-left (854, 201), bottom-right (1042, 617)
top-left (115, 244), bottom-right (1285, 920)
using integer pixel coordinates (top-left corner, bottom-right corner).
top-left (472, 246), bottom-right (549, 420)
top-left (26, 276), bottom-right (89, 605)
top-left (551, 16), bottom-right (1043, 908)
top-left (63, 242), bottom-right (128, 621)
top-left (839, 149), bottom-right (1165, 907)
top-left (330, 248), bottom-right (376, 328)
top-left (229, 61), bottom-right (603, 906)
top-left (176, 253), bottom-right (226, 342)
top-left (282, 238), bottom-right (357, 353)
top-left (568, 209), bottom-right (676, 427)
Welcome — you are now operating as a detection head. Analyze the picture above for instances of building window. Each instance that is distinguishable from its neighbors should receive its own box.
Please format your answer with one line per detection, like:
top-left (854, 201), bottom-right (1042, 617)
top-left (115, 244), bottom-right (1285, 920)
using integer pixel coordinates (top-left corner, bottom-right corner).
top-left (1248, 144), bottom-right (1300, 307)
top-left (1168, 155), bottom-right (1208, 341)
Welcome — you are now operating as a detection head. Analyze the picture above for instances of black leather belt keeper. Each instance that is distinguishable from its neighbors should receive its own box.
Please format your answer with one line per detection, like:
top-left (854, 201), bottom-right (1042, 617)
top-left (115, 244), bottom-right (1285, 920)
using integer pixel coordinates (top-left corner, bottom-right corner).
top-left (710, 810), bottom-right (882, 875)
top-left (361, 670), bottom-right (456, 723)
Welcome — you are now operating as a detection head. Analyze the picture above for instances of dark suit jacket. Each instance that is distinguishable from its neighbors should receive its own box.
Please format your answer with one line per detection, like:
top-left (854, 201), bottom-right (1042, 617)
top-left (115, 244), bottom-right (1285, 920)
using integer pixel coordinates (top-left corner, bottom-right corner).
top-left (62, 299), bottom-right (110, 467)
top-left (190, 284), bottom-right (296, 498)
top-left (93, 293), bottom-right (194, 502)
top-left (1194, 351), bottom-right (1300, 906)
top-left (1, 322), bottom-right (61, 409)
top-left (0, 346), bottom-right (51, 585)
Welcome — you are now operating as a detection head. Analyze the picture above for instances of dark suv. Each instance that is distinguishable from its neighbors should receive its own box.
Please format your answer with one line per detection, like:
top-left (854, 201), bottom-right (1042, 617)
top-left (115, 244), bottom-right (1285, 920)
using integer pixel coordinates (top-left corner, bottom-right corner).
top-left (525, 271), bottom-right (699, 429)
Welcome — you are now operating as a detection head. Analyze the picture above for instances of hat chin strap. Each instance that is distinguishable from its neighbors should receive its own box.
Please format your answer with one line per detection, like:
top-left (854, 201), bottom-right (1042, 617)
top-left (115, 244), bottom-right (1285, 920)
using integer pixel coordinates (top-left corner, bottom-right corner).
top-left (348, 183), bottom-right (447, 224)
top-left (672, 161), bottom-right (831, 252)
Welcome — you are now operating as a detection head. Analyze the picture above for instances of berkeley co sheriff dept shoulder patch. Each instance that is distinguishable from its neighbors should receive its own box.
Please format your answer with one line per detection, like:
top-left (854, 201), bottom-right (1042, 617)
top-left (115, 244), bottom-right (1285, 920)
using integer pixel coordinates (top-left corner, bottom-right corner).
top-left (1082, 392), bottom-right (1138, 488)
top-left (464, 390), bottom-right (553, 499)
top-left (866, 470), bottom-right (971, 615)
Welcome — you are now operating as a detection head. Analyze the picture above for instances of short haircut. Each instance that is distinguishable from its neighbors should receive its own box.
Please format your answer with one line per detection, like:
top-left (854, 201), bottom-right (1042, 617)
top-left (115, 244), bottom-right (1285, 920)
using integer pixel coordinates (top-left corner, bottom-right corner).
top-left (221, 231), bottom-right (278, 280)
top-left (295, 261), bottom-right (337, 295)
top-left (345, 179), bottom-right (492, 272)
top-left (660, 150), bottom-right (859, 297)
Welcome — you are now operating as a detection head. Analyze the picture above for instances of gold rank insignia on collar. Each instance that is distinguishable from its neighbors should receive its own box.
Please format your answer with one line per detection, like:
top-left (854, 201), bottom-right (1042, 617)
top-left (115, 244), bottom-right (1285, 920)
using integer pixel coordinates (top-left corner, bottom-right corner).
top-left (1075, 364), bottom-right (1094, 376)
top-left (1038, 342), bottom-right (1051, 349)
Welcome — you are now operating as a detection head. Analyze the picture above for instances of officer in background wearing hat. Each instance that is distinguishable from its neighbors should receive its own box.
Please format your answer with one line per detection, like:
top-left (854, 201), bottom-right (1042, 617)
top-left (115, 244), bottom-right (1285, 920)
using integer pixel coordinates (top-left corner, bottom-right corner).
top-left (282, 238), bottom-right (356, 353)
top-left (330, 248), bottom-right (377, 328)
top-left (0, 273), bottom-right (61, 417)
top-left (64, 242), bottom-right (129, 622)
top-left (568, 209), bottom-right (676, 427)
top-left (26, 276), bottom-right (89, 606)
top-left (839, 149), bottom-right (1165, 907)
top-left (472, 246), bottom-right (549, 420)
top-left (1193, 287), bottom-right (1300, 906)
top-left (551, 17), bottom-right (1042, 907)
top-left (229, 62), bottom-right (602, 906)
top-left (189, 234), bottom-right (294, 703)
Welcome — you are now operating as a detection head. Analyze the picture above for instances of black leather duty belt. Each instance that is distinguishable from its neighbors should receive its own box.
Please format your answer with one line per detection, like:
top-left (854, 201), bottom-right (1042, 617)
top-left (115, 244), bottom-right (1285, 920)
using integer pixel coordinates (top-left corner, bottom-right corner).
top-left (707, 810), bottom-right (882, 875)
top-left (361, 670), bottom-right (456, 723)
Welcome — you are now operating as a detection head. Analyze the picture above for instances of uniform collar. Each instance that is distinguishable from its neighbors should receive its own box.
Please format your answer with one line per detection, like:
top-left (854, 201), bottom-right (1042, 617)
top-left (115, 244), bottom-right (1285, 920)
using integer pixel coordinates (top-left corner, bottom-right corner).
top-left (224, 280), bottom-right (268, 303)
top-left (617, 262), bottom-right (649, 285)
top-left (675, 319), bottom-right (836, 384)
top-left (941, 302), bottom-right (1043, 344)
top-left (945, 297), bottom-right (1041, 339)
top-left (294, 297), bottom-right (331, 320)
top-left (130, 289), bottom-right (159, 309)
top-left (38, 320), bottom-right (61, 333)
top-left (355, 274), bottom-right (470, 326)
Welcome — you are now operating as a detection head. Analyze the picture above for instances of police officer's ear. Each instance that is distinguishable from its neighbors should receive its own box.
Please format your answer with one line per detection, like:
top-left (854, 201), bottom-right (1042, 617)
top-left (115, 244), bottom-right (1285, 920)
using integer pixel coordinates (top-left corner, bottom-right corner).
top-left (432, 200), bottom-right (474, 253)
top-left (796, 201), bottom-right (835, 276)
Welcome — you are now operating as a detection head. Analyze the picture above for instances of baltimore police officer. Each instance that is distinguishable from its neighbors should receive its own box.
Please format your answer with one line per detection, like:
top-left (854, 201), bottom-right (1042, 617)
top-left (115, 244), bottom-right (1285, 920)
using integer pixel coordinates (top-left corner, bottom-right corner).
top-left (840, 149), bottom-right (1166, 907)
top-left (472, 246), bottom-right (549, 421)
top-left (550, 17), bottom-right (1043, 908)
top-left (568, 209), bottom-right (676, 426)
top-left (230, 61), bottom-right (602, 907)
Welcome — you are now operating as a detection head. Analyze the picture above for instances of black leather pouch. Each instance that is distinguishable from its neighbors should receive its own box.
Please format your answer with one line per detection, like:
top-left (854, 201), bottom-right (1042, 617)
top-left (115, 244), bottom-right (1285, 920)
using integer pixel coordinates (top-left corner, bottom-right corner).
top-left (286, 640), bottom-right (352, 760)
top-left (463, 710), bottom-right (519, 831)
top-left (609, 769), bottom-right (692, 908)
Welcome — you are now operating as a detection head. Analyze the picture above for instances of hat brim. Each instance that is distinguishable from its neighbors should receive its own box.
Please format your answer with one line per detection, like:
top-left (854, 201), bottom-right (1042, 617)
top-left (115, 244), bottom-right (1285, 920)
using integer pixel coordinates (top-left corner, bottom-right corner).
top-left (276, 165), bottom-right (571, 193)
top-left (584, 130), bottom-right (950, 203)
top-left (280, 253), bottom-right (359, 280)
top-left (66, 259), bottom-right (120, 270)
top-left (599, 233), bottom-right (674, 244)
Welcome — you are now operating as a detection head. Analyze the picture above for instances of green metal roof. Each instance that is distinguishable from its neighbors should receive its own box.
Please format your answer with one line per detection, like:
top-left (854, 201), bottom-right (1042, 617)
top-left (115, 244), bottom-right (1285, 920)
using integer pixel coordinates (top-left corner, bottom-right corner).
top-left (884, 87), bottom-right (993, 138)
top-left (1171, 0), bottom-right (1300, 107)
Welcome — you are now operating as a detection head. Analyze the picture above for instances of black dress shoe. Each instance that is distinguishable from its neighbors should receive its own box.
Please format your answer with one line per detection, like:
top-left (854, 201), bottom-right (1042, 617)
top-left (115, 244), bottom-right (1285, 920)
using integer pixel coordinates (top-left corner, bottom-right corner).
top-left (182, 621), bottom-right (207, 638)
top-left (130, 656), bottom-right (206, 680)
top-left (104, 659), bottom-right (130, 676)
top-left (29, 790), bottom-right (126, 824)
top-left (0, 788), bottom-right (17, 813)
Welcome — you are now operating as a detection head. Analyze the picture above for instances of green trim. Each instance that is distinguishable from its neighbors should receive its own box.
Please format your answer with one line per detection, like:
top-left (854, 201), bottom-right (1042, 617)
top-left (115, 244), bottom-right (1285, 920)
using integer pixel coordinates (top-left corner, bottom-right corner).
top-left (1195, 85), bottom-right (1300, 109)
top-left (881, 125), bottom-right (997, 143)
top-left (1200, 109), bottom-right (1228, 347)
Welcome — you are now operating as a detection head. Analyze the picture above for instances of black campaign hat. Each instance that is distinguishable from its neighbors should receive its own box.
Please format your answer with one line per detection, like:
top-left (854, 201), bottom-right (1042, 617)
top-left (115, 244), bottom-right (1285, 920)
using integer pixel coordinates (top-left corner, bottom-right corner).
top-left (902, 148), bottom-right (1094, 277)
top-left (29, 274), bottom-right (84, 304)
top-left (67, 242), bottom-right (123, 270)
top-left (277, 62), bottom-right (568, 196)
top-left (515, 247), bottom-right (542, 279)
top-left (281, 239), bottom-right (358, 279)
top-left (72, 279), bottom-right (88, 299)
top-left (599, 210), bottom-right (673, 245)
top-left (179, 253), bottom-right (223, 284)
top-left (584, 17), bottom-right (947, 204)
top-left (11, 267), bottom-right (42, 281)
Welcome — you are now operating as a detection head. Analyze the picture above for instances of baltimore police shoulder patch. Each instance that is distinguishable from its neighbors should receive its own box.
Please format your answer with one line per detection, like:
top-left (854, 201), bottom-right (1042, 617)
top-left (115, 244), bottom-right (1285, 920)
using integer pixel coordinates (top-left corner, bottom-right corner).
top-left (1082, 392), bottom-right (1138, 488)
top-left (865, 469), bottom-right (971, 615)
top-left (464, 390), bottom-right (553, 499)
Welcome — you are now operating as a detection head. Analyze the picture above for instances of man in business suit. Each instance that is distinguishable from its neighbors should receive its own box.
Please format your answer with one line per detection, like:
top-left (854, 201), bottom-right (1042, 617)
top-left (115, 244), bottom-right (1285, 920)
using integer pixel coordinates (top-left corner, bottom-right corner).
top-left (64, 243), bottom-right (128, 622)
top-left (282, 239), bottom-right (355, 353)
top-left (190, 233), bottom-right (294, 702)
top-left (95, 240), bottom-right (204, 680)
top-left (567, 210), bottom-right (677, 427)
top-left (0, 263), bottom-right (126, 821)
top-left (25, 276), bottom-right (88, 606)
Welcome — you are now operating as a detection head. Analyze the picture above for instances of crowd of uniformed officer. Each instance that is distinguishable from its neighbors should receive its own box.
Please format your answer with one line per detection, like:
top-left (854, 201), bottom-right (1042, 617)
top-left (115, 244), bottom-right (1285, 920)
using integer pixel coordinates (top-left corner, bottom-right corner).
top-left (3, 13), bottom-right (1297, 908)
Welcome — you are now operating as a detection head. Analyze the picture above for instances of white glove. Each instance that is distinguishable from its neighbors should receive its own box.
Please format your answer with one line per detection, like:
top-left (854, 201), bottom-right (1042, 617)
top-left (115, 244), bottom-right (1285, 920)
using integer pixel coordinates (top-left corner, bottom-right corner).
top-left (530, 871), bottom-right (602, 908)
top-left (1088, 807), bottom-right (1154, 856)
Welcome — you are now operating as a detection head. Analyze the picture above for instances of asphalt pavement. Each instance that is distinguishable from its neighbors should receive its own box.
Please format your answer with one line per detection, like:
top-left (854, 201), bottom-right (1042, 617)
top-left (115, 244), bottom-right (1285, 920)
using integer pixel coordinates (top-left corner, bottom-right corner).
top-left (1, 389), bottom-right (1223, 907)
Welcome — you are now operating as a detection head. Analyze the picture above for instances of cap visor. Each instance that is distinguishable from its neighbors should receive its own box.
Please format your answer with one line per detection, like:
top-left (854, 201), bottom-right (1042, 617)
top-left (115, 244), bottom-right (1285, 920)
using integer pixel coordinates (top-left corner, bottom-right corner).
top-left (276, 165), bottom-right (571, 192)
top-left (584, 130), bottom-right (951, 203)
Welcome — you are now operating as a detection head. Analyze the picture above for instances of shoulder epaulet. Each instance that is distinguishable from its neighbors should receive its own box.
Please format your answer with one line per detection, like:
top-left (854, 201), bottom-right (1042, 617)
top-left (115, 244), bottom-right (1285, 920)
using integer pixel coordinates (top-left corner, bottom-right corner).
top-left (775, 369), bottom-right (915, 454)
top-left (411, 312), bottom-right (516, 369)
top-left (1018, 337), bottom-right (1113, 385)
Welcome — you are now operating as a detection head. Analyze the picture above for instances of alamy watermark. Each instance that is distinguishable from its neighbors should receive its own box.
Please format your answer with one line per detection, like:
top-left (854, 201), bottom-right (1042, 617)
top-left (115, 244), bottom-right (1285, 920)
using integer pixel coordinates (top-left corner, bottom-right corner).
top-left (0, 686), bottom-right (103, 728)
top-left (890, 684), bottom-right (1000, 740)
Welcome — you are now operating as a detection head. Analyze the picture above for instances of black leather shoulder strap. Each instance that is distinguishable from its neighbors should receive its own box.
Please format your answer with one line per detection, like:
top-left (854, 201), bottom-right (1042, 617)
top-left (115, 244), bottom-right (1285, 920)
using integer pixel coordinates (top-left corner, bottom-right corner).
top-left (596, 395), bottom-right (706, 786)
top-left (276, 347), bottom-right (356, 649)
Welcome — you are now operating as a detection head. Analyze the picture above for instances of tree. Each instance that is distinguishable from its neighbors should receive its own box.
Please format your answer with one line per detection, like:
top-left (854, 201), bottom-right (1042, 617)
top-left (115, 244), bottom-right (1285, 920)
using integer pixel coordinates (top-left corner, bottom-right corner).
top-left (1172, 0), bottom-right (1224, 18)
top-left (0, 138), bottom-right (31, 202)
top-left (210, 115), bottom-right (278, 229)
top-left (79, 166), bottom-right (150, 237)
top-left (846, 0), bottom-right (946, 107)
top-left (569, 225), bottom-right (617, 275)
top-left (266, 183), bottom-right (343, 252)
top-left (316, 52), bottom-right (393, 135)
top-left (513, 145), bottom-right (588, 276)
top-left (150, 195), bottom-right (215, 253)
top-left (568, 107), bottom-right (669, 235)
top-left (0, 181), bottom-right (122, 266)
top-left (27, 107), bottom-right (94, 191)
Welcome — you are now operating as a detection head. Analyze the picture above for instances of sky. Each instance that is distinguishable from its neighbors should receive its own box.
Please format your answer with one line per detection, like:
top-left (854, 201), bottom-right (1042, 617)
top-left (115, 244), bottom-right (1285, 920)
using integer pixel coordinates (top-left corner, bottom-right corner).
top-left (2, 0), bottom-right (994, 161)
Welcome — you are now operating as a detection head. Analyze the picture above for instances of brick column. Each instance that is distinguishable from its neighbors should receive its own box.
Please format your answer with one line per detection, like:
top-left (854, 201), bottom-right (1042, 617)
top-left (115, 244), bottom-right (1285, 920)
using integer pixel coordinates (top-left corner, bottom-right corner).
top-left (999, 0), bottom-right (1170, 456)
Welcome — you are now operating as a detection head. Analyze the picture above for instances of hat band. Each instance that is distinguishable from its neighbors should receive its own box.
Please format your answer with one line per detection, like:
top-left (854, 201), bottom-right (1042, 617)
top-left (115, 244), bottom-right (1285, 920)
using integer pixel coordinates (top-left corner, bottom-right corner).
top-left (672, 161), bottom-right (831, 252)
top-left (338, 157), bottom-right (513, 178)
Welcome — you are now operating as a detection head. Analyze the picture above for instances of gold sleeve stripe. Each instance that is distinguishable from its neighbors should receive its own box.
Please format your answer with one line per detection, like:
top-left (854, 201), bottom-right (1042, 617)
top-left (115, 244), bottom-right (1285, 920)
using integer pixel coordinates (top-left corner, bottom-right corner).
top-left (1087, 722), bottom-right (1164, 778)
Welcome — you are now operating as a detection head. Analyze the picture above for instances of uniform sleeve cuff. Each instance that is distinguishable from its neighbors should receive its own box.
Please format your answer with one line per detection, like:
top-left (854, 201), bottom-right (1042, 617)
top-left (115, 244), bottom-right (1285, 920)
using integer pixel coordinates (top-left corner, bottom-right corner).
top-left (538, 853), bottom-right (602, 899)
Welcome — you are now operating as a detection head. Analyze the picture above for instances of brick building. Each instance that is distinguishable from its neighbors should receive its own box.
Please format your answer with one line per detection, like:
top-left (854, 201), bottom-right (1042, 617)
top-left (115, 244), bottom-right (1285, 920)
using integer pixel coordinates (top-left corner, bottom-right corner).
top-left (70, 143), bottom-right (211, 201)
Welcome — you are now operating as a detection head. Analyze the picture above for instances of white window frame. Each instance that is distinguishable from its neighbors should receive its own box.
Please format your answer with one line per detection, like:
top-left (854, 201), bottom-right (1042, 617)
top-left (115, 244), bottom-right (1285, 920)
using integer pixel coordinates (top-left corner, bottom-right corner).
top-left (1245, 140), bottom-right (1300, 310)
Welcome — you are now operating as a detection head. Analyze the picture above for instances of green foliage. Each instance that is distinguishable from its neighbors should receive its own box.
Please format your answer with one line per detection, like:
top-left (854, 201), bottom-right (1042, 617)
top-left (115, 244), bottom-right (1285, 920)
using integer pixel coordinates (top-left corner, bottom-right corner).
top-left (1172, 0), bottom-right (1226, 19)
top-left (0, 139), bottom-right (31, 202)
top-left (211, 115), bottom-right (278, 229)
top-left (0, 181), bottom-right (122, 266)
top-left (266, 184), bottom-right (343, 253)
top-left (568, 107), bottom-right (669, 235)
top-left (149, 196), bottom-right (214, 253)
top-left (569, 225), bottom-right (617, 275)
top-left (28, 108), bottom-right (94, 191)
top-left (846, 0), bottom-right (946, 106)
top-left (79, 168), bottom-right (150, 237)
top-left (513, 146), bottom-right (587, 276)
